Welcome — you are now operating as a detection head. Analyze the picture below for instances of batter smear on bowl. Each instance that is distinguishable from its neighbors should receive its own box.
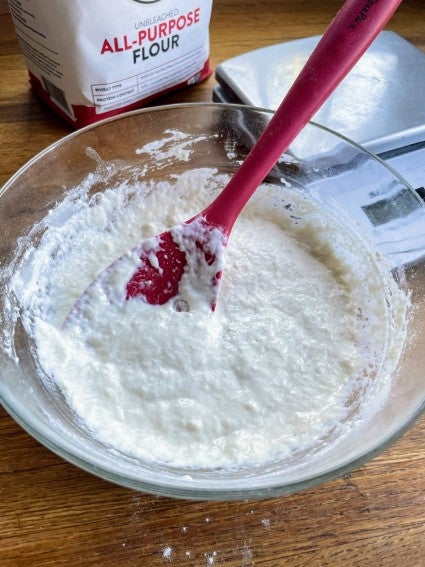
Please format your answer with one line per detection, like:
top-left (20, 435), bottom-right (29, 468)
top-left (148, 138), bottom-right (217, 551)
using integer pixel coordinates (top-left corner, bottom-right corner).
top-left (7, 168), bottom-right (408, 469)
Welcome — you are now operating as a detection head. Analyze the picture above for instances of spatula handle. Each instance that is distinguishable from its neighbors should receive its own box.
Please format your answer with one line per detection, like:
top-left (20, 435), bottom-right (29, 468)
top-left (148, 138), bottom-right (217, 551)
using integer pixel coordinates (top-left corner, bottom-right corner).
top-left (204, 0), bottom-right (403, 231)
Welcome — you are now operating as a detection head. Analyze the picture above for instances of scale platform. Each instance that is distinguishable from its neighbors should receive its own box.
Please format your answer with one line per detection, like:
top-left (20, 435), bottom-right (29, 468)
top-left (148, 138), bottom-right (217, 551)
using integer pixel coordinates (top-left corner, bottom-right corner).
top-left (213, 31), bottom-right (425, 268)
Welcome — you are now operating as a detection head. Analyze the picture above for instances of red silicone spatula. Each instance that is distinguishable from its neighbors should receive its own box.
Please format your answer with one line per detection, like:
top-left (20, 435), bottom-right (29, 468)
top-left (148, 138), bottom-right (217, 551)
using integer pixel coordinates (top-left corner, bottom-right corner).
top-left (67, 0), bottom-right (402, 319)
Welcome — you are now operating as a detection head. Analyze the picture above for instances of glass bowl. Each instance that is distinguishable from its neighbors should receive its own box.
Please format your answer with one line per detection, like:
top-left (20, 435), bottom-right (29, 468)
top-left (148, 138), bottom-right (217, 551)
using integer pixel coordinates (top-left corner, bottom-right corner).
top-left (0, 103), bottom-right (424, 500)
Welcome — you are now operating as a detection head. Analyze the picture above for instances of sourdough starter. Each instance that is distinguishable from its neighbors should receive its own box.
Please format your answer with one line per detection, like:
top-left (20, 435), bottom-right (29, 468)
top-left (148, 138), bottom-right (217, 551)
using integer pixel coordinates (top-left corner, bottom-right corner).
top-left (6, 167), bottom-right (408, 468)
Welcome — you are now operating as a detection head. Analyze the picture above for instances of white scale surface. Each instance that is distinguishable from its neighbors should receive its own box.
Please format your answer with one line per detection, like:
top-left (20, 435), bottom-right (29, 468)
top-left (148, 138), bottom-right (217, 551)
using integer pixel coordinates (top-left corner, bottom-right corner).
top-left (213, 32), bottom-right (425, 268)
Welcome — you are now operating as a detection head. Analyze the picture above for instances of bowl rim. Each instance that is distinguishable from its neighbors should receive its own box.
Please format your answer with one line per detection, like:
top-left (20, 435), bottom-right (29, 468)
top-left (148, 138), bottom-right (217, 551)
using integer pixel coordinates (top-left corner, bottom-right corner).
top-left (0, 102), bottom-right (417, 200)
top-left (1, 101), bottom-right (424, 500)
top-left (1, 389), bottom-right (424, 500)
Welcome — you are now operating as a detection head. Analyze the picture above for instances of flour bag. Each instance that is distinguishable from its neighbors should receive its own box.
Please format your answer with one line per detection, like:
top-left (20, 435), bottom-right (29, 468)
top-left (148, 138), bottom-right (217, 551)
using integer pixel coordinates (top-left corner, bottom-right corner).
top-left (8, 0), bottom-right (213, 128)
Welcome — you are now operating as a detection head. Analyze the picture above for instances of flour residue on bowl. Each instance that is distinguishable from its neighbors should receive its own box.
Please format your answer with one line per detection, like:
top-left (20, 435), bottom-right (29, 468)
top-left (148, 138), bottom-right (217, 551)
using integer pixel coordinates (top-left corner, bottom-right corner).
top-left (3, 166), bottom-right (409, 469)
top-left (135, 129), bottom-right (210, 164)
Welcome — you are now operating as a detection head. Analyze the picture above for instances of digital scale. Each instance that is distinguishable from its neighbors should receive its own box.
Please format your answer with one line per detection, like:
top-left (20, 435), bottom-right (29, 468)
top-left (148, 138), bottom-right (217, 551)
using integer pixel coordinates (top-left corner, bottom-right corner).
top-left (213, 31), bottom-right (425, 268)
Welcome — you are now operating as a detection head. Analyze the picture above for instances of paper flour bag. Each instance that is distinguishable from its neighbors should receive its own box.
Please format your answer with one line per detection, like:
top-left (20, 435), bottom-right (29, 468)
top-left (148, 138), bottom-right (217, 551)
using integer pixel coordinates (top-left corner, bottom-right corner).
top-left (8, 0), bottom-right (213, 128)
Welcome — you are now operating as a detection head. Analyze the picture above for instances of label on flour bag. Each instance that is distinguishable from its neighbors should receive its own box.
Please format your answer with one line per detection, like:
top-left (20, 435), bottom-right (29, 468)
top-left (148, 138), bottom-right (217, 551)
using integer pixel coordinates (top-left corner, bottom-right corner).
top-left (8, 0), bottom-right (213, 128)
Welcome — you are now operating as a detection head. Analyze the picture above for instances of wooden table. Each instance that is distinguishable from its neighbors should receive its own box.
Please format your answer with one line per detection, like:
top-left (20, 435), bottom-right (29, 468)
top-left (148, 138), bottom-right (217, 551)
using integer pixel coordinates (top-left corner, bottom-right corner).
top-left (1, 1), bottom-right (424, 565)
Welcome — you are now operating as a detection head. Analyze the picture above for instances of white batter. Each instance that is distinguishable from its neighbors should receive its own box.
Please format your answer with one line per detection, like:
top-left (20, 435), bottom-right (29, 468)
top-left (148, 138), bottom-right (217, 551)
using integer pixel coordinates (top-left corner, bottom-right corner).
top-left (6, 167), bottom-right (408, 468)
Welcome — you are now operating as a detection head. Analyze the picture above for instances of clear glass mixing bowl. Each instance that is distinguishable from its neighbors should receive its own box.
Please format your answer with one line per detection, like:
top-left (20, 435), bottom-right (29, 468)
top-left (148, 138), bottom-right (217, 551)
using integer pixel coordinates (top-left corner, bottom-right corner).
top-left (0, 103), bottom-right (424, 500)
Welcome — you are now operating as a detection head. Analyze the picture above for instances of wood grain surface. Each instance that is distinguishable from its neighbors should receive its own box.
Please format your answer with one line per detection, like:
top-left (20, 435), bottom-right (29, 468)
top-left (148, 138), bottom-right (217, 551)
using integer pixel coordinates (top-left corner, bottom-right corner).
top-left (1, 1), bottom-right (425, 565)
